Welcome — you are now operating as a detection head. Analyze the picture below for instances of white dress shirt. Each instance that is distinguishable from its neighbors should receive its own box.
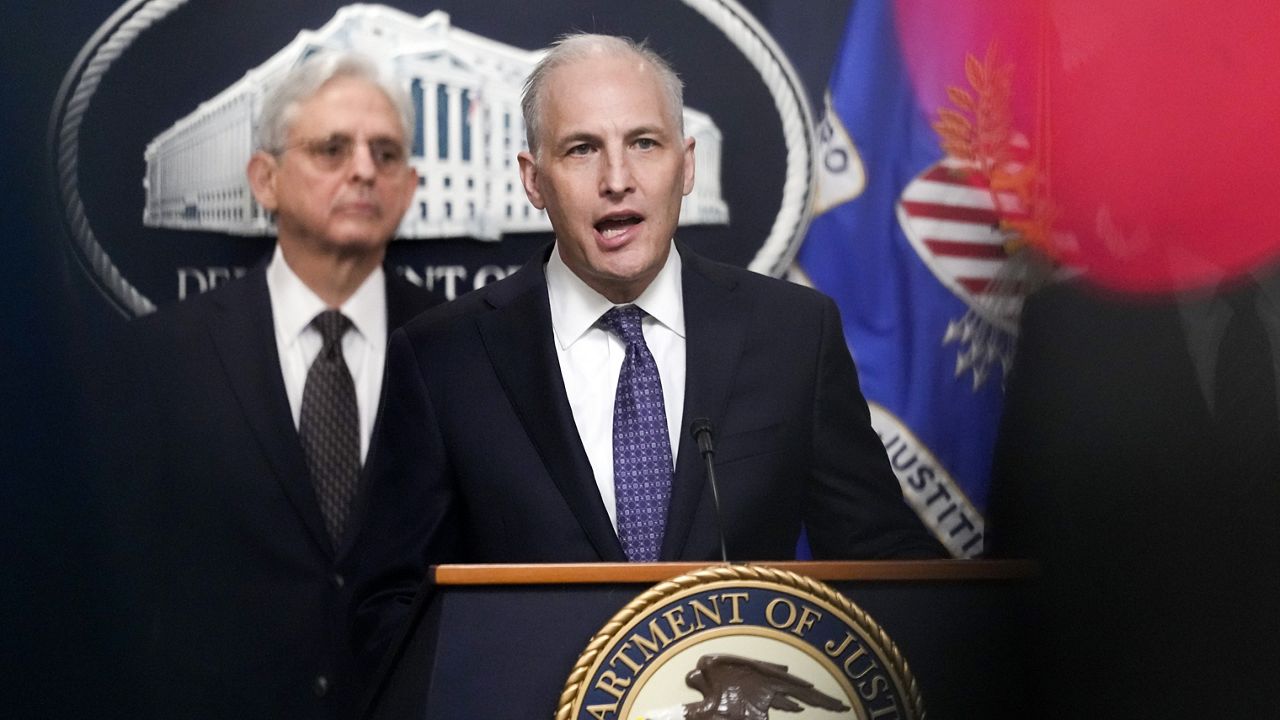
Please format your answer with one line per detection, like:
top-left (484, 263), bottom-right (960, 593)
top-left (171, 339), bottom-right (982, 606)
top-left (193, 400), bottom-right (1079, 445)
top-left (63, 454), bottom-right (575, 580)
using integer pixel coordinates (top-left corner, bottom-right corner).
top-left (266, 245), bottom-right (387, 463)
top-left (545, 242), bottom-right (686, 530)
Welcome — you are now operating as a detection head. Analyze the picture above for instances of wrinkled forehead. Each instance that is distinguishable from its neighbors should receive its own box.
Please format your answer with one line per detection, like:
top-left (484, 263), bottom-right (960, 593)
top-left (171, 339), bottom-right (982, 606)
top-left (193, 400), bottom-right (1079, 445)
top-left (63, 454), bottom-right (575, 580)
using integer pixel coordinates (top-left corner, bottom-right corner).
top-left (541, 53), bottom-right (678, 133)
top-left (285, 76), bottom-right (407, 142)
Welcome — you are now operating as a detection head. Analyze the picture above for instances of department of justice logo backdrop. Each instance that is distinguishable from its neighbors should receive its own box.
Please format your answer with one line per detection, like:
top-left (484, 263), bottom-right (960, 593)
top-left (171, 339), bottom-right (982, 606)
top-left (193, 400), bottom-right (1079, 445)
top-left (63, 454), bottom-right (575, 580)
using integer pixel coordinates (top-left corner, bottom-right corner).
top-left (558, 566), bottom-right (923, 720)
top-left (50, 0), bottom-right (815, 316)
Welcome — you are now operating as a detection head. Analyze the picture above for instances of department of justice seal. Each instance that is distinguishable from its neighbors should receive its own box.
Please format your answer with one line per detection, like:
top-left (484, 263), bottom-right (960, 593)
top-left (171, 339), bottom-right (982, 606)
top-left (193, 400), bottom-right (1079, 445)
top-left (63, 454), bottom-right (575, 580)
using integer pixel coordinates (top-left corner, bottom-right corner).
top-left (557, 566), bottom-right (924, 720)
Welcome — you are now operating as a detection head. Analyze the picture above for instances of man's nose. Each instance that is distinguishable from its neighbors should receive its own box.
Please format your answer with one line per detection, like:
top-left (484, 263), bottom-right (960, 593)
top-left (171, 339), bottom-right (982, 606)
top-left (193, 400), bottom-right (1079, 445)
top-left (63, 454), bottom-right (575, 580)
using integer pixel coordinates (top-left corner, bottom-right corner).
top-left (599, 149), bottom-right (635, 196)
top-left (349, 141), bottom-right (377, 181)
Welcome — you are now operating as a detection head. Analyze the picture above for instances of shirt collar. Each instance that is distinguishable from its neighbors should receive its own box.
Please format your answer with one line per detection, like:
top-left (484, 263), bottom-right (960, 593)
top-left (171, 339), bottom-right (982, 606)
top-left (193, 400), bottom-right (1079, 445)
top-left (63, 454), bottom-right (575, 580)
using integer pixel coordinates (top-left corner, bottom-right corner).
top-left (544, 240), bottom-right (685, 350)
top-left (266, 244), bottom-right (387, 347)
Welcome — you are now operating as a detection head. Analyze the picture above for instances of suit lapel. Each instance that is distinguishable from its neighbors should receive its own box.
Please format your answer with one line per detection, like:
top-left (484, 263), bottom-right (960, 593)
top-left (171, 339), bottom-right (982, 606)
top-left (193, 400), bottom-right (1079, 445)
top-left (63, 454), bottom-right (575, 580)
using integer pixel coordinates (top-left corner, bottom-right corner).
top-left (661, 246), bottom-right (752, 560)
top-left (384, 267), bottom-right (438, 330)
top-left (338, 267), bottom-right (439, 558)
top-left (1138, 302), bottom-right (1217, 447)
top-left (477, 251), bottom-right (627, 561)
top-left (206, 267), bottom-right (333, 556)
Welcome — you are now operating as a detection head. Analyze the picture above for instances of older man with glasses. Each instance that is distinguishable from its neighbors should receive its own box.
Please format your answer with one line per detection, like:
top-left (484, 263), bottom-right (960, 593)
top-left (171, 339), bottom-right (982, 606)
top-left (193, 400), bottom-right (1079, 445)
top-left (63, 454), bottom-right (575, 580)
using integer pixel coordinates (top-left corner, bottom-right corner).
top-left (114, 52), bottom-right (436, 720)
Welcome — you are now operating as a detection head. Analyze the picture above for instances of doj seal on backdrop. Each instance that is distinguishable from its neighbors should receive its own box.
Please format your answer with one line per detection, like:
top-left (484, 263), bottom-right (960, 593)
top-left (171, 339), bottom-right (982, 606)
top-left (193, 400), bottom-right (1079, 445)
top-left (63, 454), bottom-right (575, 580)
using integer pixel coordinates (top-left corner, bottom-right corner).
top-left (557, 566), bottom-right (923, 720)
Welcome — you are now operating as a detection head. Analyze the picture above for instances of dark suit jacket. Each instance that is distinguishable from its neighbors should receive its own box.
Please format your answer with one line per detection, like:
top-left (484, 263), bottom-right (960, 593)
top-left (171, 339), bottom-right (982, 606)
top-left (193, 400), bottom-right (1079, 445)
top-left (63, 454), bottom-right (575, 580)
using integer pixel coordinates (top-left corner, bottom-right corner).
top-left (351, 243), bottom-right (940, 657)
top-left (114, 262), bottom-right (436, 720)
top-left (988, 279), bottom-right (1280, 717)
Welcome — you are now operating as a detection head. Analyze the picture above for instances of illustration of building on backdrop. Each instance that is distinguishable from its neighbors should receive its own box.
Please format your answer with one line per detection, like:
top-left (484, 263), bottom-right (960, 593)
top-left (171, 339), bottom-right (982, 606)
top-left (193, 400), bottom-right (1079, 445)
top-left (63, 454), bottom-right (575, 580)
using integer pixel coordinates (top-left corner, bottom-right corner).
top-left (142, 4), bottom-right (728, 241)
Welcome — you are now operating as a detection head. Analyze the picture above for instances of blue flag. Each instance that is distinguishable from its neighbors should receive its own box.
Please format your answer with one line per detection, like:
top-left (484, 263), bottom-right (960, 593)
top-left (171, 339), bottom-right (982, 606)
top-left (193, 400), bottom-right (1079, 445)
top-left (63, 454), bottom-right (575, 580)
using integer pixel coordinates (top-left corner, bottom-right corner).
top-left (798, 0), bottom-right (1044, 557)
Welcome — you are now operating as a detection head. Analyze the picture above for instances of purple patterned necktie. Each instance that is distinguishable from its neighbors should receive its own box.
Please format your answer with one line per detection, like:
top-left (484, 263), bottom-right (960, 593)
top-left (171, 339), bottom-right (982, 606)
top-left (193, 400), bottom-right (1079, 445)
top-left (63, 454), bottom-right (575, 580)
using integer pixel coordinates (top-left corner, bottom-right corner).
top-left (299, 310), bottom-right (359, 548)
top-left (601, 305), bottom-right (673, 562)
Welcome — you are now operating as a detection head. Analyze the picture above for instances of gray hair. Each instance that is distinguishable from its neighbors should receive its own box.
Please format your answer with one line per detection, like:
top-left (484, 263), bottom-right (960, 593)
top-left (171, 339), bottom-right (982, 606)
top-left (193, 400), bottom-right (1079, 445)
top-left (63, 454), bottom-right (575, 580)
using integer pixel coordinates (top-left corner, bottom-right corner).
top-left (521, 33), bottom-right (684, 157)
top-left (256, 52), bottom-right (414, 153)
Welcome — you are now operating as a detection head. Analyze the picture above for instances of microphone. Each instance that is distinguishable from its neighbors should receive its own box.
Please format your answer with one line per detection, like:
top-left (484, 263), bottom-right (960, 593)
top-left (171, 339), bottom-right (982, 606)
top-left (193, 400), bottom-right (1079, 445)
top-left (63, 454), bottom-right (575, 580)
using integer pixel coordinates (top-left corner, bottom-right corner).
top-left (690, 418), bottom-right (729, 564)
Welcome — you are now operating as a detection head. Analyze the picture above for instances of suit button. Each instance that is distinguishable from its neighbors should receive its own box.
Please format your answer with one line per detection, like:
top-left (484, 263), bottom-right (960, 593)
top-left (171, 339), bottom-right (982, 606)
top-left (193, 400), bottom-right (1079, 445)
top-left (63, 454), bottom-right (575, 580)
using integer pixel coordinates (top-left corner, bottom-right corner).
top-left (313, 675), bottom-right (330, 698)
top-left (332, 573), bottom-right (346, 589)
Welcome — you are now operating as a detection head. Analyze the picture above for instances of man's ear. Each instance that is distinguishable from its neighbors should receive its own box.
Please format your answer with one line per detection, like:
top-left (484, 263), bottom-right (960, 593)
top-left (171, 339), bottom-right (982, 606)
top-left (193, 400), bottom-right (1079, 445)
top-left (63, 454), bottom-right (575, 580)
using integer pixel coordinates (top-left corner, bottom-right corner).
top-left (681, 136), bottom-right (696, 196)
top-left (246, 151), bottom-right (279, 211)
top-left (517, 150), bottom-right (546, 210)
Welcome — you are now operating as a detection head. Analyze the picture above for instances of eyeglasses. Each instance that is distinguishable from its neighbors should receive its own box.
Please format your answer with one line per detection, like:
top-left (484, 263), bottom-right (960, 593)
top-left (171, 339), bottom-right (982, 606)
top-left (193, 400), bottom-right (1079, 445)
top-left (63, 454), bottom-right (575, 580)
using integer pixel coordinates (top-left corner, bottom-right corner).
top-left (281, 134), bottom-right (409, 175)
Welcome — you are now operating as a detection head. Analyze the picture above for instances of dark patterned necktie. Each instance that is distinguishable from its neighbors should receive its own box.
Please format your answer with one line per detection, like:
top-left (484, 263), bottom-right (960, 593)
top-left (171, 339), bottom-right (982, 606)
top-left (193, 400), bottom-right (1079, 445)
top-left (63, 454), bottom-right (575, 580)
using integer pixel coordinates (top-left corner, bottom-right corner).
top-left (299, 310), bottom-right (360, 548)
top-left (1214, 280), bottom-right (1280, 480)
top-left (601, 305), bottom-right (673, 562)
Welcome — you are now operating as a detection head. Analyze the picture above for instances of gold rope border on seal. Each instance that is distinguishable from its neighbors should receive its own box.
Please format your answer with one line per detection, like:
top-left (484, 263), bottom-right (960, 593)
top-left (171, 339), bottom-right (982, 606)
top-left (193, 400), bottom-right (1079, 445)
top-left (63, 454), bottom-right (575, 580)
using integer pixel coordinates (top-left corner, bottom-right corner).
top-left (554, 564), bottom-right (926, 720)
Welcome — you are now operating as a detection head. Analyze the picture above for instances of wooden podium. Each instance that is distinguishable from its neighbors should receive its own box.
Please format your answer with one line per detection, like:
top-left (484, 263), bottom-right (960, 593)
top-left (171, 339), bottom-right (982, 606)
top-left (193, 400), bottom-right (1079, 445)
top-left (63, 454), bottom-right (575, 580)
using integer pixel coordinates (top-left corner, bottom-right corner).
top-left (364, 561), bottom-right (1034, 719)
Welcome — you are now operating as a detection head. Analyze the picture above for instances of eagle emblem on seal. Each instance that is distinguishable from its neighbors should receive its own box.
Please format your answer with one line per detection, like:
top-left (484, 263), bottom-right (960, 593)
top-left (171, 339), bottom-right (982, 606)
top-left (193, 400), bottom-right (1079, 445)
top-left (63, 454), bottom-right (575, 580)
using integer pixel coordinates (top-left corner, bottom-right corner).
top-left (637, 654), bottom-right (850, 719)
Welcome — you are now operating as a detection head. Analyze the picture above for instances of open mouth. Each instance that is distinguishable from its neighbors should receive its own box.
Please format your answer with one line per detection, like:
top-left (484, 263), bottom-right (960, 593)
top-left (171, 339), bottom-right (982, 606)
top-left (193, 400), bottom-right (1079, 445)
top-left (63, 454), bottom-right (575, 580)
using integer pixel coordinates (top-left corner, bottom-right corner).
top-left (595, 215), bottom-right (642, 240)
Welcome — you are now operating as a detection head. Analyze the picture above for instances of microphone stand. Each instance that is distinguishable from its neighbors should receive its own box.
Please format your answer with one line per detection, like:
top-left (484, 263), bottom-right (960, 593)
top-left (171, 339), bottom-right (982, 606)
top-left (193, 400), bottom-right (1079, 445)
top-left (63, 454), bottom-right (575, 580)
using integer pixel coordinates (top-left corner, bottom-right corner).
top-left (690, 418), bottom-right (729, 564)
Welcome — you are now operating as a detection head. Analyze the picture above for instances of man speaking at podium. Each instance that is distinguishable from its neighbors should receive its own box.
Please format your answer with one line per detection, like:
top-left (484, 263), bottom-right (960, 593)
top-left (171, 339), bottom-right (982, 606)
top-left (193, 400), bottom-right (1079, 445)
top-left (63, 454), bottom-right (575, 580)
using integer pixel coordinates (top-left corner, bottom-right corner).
top-left (353, 33), bottom-right (940, 658)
